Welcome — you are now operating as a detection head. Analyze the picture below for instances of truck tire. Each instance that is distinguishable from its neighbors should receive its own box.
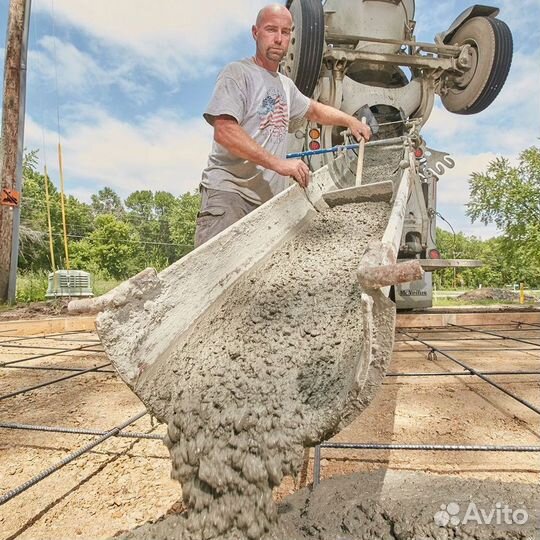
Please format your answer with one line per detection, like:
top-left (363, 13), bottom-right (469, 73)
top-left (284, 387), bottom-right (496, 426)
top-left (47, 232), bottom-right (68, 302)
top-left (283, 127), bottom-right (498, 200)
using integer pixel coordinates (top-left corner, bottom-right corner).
top-left (441, 16), bottom-right (512, 115)
top-left (282, 0), bottom-right (325, 97)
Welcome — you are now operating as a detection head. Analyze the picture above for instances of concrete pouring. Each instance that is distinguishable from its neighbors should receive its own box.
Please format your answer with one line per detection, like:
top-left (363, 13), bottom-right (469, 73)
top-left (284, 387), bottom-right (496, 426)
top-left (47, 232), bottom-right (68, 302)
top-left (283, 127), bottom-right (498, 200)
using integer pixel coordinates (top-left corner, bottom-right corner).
top-left (104, 149), bottom-right (407, 539)
top-left (117, 470), bottom-right (539, 539)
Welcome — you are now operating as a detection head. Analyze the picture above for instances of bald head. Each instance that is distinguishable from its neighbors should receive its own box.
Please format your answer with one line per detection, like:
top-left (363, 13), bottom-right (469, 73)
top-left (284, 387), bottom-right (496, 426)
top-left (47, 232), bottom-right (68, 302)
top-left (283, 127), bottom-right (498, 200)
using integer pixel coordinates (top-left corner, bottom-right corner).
top-left (252, 3), bottom-right (293, 71)
top-left (255, 4), bottom-right (292, 27)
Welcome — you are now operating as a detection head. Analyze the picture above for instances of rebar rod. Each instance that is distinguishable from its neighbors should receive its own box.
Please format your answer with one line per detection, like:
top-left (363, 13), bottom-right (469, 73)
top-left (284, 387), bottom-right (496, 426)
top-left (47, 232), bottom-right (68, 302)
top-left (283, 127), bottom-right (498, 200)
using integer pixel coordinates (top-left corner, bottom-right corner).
top-left (394, 345), bottom-right (540, 353)
top-left (0, 421), bottom-right (163, 440)
top-left (395, 325), bottom-right (540, 335)
top-left (312, 442), bottom-right (540, 485)
top-left (449, 323), bottom-right (540, 347)
top-left (386, 370), bottom-right (540, 378)
top-left (0, 412), bottom-right (147, 506)
top-left (400, 331), bottom-right (540, 416)
top-left (319, 442), bottom-right (540, 451)
top-left (0, 343), bottom-right (104, 367)
top-left (0, 330), bottom-right (90, 344)
top-left (396, 335), bottom-right (523, 343)
top-left (0, 362), bottom-right (111, 401)
top-left (313, 445), bottom-right (321, 486)
top-left (0, 342), bottom-right (103, 352)
top-left (0, 364), bottom-right (115, 373)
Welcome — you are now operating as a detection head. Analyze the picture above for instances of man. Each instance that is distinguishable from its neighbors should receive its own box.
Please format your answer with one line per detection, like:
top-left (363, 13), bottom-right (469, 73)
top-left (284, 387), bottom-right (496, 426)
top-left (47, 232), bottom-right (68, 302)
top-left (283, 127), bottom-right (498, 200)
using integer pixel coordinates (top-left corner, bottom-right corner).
top-left (195, 3), bottom-right (371, 247)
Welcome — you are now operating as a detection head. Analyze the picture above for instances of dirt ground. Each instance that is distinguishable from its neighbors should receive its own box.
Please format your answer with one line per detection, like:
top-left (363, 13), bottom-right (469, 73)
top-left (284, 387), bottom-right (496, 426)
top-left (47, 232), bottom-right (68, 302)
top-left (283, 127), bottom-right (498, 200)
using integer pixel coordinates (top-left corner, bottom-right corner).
top-left (0, 319), bottom-right (539, 540)
top-left (458, 288), bottom-right (538, 303)
top-left (0, 300), bottom-right (70, 321)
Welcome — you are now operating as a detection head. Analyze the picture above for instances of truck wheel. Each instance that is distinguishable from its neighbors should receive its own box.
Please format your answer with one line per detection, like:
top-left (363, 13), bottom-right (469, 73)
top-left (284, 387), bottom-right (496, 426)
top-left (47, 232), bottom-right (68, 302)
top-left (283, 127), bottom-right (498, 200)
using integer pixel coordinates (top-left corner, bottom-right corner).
top-left (282, 0), bottom-right (325, 97)
top-left (441, 16), bottom-right (512, 115)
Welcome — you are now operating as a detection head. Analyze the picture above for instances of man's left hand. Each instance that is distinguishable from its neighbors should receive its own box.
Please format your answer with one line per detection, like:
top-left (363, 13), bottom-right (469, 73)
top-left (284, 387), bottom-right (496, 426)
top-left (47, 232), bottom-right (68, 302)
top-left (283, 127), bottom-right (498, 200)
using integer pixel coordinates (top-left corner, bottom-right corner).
top-left (348, 118), bottom-right (372, 142)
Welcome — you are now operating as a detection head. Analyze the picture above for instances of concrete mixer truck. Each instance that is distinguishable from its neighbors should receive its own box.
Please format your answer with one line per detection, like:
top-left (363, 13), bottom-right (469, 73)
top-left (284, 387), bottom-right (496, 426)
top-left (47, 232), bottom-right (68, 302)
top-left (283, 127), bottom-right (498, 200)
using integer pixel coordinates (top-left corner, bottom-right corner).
top-left (283, 0), bottom-right (512, 309)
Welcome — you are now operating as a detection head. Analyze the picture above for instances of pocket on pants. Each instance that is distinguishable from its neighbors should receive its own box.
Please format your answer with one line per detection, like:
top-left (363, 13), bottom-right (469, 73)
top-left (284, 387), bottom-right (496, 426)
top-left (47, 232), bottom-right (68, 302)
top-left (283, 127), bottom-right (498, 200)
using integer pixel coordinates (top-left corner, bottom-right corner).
top-left (197, 206), bottom-right (225, 218)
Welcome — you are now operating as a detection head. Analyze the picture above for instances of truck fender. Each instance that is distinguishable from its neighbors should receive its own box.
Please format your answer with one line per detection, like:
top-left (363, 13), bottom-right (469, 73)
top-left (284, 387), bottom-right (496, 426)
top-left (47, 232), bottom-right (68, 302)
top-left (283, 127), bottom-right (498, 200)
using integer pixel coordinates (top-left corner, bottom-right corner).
top-left (436, 4), bottom-right (500, 44)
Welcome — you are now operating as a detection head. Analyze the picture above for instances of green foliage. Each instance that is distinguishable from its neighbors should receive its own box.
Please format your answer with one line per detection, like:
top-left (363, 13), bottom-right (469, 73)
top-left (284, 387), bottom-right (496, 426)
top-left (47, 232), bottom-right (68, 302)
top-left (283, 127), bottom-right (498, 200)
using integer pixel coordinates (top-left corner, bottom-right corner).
top-left (16, 270), bottom-right (49, 303)
top-left (467, 146), bottom-right (540, 282)
top-left (170, 191), bottom-right (201, 256)
top-left (434, 227), bottom-right (540, 289)
top-left (18, 152), bottom-right (202, 290)
top-left (91, 187), bottom-right (125, 218)
top-left (431, 145), bottom-right (540, 290)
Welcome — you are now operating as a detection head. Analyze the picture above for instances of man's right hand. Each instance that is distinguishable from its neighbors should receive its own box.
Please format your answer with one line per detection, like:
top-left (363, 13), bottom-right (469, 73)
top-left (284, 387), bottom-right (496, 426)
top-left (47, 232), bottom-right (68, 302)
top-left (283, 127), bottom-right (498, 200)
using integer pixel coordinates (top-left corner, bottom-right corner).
top-left (274, 158), bottom-right (311, 188)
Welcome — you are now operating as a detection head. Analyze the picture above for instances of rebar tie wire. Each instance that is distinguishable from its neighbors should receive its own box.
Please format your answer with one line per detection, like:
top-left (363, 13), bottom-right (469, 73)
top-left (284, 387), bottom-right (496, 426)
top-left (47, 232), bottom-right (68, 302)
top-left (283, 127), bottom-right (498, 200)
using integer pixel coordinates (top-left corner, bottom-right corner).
top-left (513, 321), bottom-right (540, 329)
top-left (0, 411), bottom-right (148, 506)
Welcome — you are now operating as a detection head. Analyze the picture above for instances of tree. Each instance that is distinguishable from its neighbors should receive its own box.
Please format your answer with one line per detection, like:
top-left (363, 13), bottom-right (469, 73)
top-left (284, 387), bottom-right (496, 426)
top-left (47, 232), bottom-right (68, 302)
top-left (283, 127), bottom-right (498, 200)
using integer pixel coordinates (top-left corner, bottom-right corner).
top-left (82, 214), bottom-right (140, 279)
top-left (467, 146), bottom-right (540, 287)
top-left (91, 187), bottom-right (124, 218)
top-left (170, 191), bottom-right (200, 256)
top-left (468, 146), bottom-right (540, 248)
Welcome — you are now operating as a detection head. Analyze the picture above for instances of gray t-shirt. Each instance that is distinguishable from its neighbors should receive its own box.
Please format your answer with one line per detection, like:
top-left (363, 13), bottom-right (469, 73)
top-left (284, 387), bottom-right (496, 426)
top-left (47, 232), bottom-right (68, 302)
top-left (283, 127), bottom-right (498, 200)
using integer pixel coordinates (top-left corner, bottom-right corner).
top-left (201, 58), bottom-right (311, 205)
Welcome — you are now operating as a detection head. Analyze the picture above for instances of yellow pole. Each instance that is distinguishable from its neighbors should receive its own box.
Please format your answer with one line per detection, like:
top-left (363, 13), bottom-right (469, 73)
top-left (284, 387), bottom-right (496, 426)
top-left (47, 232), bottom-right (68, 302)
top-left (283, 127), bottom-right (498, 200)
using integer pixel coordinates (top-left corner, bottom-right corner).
top-left (43, 166), bottom-right (56, 271)
top-left (520, 283), bottom-right (525, 305)
top-left (57, 142), bottom-right (70, 270)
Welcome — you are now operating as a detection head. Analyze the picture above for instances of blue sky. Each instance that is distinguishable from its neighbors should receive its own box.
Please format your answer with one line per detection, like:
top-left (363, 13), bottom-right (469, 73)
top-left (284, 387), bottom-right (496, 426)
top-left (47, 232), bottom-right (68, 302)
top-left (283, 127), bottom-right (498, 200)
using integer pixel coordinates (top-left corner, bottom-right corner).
top-left (0, 0), bottom-right (539, 238)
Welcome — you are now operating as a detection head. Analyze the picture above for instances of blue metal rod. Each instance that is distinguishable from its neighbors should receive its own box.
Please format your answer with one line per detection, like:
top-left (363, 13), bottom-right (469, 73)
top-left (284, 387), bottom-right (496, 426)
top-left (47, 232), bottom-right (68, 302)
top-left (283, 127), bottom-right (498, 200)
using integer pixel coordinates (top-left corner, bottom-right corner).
top-left (286, 143), bottom-right (359, 159)
top-left (286, 136), bottom-right (405, 159)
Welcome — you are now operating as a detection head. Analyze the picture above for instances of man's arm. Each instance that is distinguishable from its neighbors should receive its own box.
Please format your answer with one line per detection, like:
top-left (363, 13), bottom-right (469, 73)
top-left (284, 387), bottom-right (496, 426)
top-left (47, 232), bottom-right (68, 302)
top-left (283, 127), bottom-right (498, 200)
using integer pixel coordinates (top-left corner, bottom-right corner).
top-left (306, 101), bottom-right (372, 142)
top-left (212, 115), bottom-right (310, 187)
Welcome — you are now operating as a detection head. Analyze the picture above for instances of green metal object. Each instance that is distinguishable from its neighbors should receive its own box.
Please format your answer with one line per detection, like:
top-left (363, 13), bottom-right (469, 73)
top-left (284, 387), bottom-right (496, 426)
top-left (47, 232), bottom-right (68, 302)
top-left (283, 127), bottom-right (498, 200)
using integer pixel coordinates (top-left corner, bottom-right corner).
top-left (46, 270), bottom-right (93, 299)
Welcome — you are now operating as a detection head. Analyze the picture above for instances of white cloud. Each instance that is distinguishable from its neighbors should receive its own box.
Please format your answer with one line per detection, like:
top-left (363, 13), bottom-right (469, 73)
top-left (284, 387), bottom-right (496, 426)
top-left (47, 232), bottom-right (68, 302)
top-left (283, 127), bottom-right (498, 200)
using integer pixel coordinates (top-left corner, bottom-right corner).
top-left (32, 0), bottom-right (269, 82)
top-left (423, 50), bottom-right (540, 158)
top-left (24, 107), bottom-right (213, 200)
top-left (435, 152), bottom-right (499, 205)
top-left (28, 36), bottom-right (147, 100)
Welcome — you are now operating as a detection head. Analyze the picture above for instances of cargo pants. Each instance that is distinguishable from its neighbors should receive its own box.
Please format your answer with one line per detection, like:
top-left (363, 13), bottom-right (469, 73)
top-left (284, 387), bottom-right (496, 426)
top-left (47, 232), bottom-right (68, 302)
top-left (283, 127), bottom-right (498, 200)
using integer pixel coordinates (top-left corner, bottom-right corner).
top-left (194, 186), bottom-right (260, 248)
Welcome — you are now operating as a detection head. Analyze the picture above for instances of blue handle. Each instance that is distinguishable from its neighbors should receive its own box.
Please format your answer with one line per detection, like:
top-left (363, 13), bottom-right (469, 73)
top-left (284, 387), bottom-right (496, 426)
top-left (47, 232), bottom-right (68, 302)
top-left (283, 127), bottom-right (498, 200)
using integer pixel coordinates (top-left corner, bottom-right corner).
top-left (286, 143), bottom-right (360, 159)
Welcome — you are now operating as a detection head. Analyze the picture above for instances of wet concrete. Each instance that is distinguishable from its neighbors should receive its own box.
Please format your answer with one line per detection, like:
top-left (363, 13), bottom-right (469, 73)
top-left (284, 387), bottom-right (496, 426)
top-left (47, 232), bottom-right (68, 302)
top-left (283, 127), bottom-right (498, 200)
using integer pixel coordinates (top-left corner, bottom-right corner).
top-left (115, 153), bottom-right (402, 539)
top-left (167, 202), bottom-right (391, 538)
top-left (118, 470), bottom-right (539, 539)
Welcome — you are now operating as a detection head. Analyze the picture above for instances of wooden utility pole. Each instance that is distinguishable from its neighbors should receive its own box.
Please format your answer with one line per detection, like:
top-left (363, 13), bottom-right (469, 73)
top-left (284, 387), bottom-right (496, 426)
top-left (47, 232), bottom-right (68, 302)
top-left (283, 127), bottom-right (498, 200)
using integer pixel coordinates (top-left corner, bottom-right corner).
top-left (0, 0), bottom-right (31, 303)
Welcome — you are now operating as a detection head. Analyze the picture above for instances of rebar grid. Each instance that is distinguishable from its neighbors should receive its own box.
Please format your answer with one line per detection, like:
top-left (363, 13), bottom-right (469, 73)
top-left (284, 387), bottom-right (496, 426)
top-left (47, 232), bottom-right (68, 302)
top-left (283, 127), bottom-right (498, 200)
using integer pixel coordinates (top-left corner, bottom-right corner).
top-left (0, 412), bottom-right (149, 506)
top-left (2, 324), bottom-right (540, 501)
top-left (314, 321), bottom-right (540, 485)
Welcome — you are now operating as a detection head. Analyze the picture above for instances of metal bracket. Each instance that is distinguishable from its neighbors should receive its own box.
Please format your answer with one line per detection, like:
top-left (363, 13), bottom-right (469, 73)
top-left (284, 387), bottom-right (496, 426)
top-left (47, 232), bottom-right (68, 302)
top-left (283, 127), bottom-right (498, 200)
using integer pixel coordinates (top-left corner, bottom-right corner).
top-left (423, 147), bottom-right (456, 178)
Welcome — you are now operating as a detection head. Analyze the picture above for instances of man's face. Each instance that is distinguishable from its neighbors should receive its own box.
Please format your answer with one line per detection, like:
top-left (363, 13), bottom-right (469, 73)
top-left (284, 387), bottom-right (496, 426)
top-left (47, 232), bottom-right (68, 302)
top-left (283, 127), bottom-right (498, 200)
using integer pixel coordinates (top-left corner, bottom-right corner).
top-left (252, 10), bottom-right (292, 64)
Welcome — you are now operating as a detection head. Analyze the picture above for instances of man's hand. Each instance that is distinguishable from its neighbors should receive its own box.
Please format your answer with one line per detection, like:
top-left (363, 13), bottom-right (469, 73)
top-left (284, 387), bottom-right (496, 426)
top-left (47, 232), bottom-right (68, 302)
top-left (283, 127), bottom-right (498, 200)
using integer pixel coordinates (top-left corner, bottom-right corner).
top-left (274, 158), bottom-right (310, 188)
top-left (348, 116), bottom-right (372, 142)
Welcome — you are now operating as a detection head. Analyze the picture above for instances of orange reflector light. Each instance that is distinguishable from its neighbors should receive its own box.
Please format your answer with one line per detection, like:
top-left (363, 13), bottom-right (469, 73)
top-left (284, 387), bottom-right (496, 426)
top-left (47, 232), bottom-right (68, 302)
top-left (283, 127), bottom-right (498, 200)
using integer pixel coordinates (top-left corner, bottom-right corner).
top-left (309, 140), bottom-right (321, 151)
top-left (429, 249), bottom-right (441, 259)
top-left (309, 128), bottom-right (321, 139)
top-left (415, 148), bottom-right (424, 159)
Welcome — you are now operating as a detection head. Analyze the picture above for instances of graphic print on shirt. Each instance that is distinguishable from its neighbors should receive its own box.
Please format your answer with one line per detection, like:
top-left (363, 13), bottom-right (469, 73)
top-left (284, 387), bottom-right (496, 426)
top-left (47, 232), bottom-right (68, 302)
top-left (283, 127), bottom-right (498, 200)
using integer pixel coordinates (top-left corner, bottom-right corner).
top-left (258, 88), bottom-right (289, 141)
